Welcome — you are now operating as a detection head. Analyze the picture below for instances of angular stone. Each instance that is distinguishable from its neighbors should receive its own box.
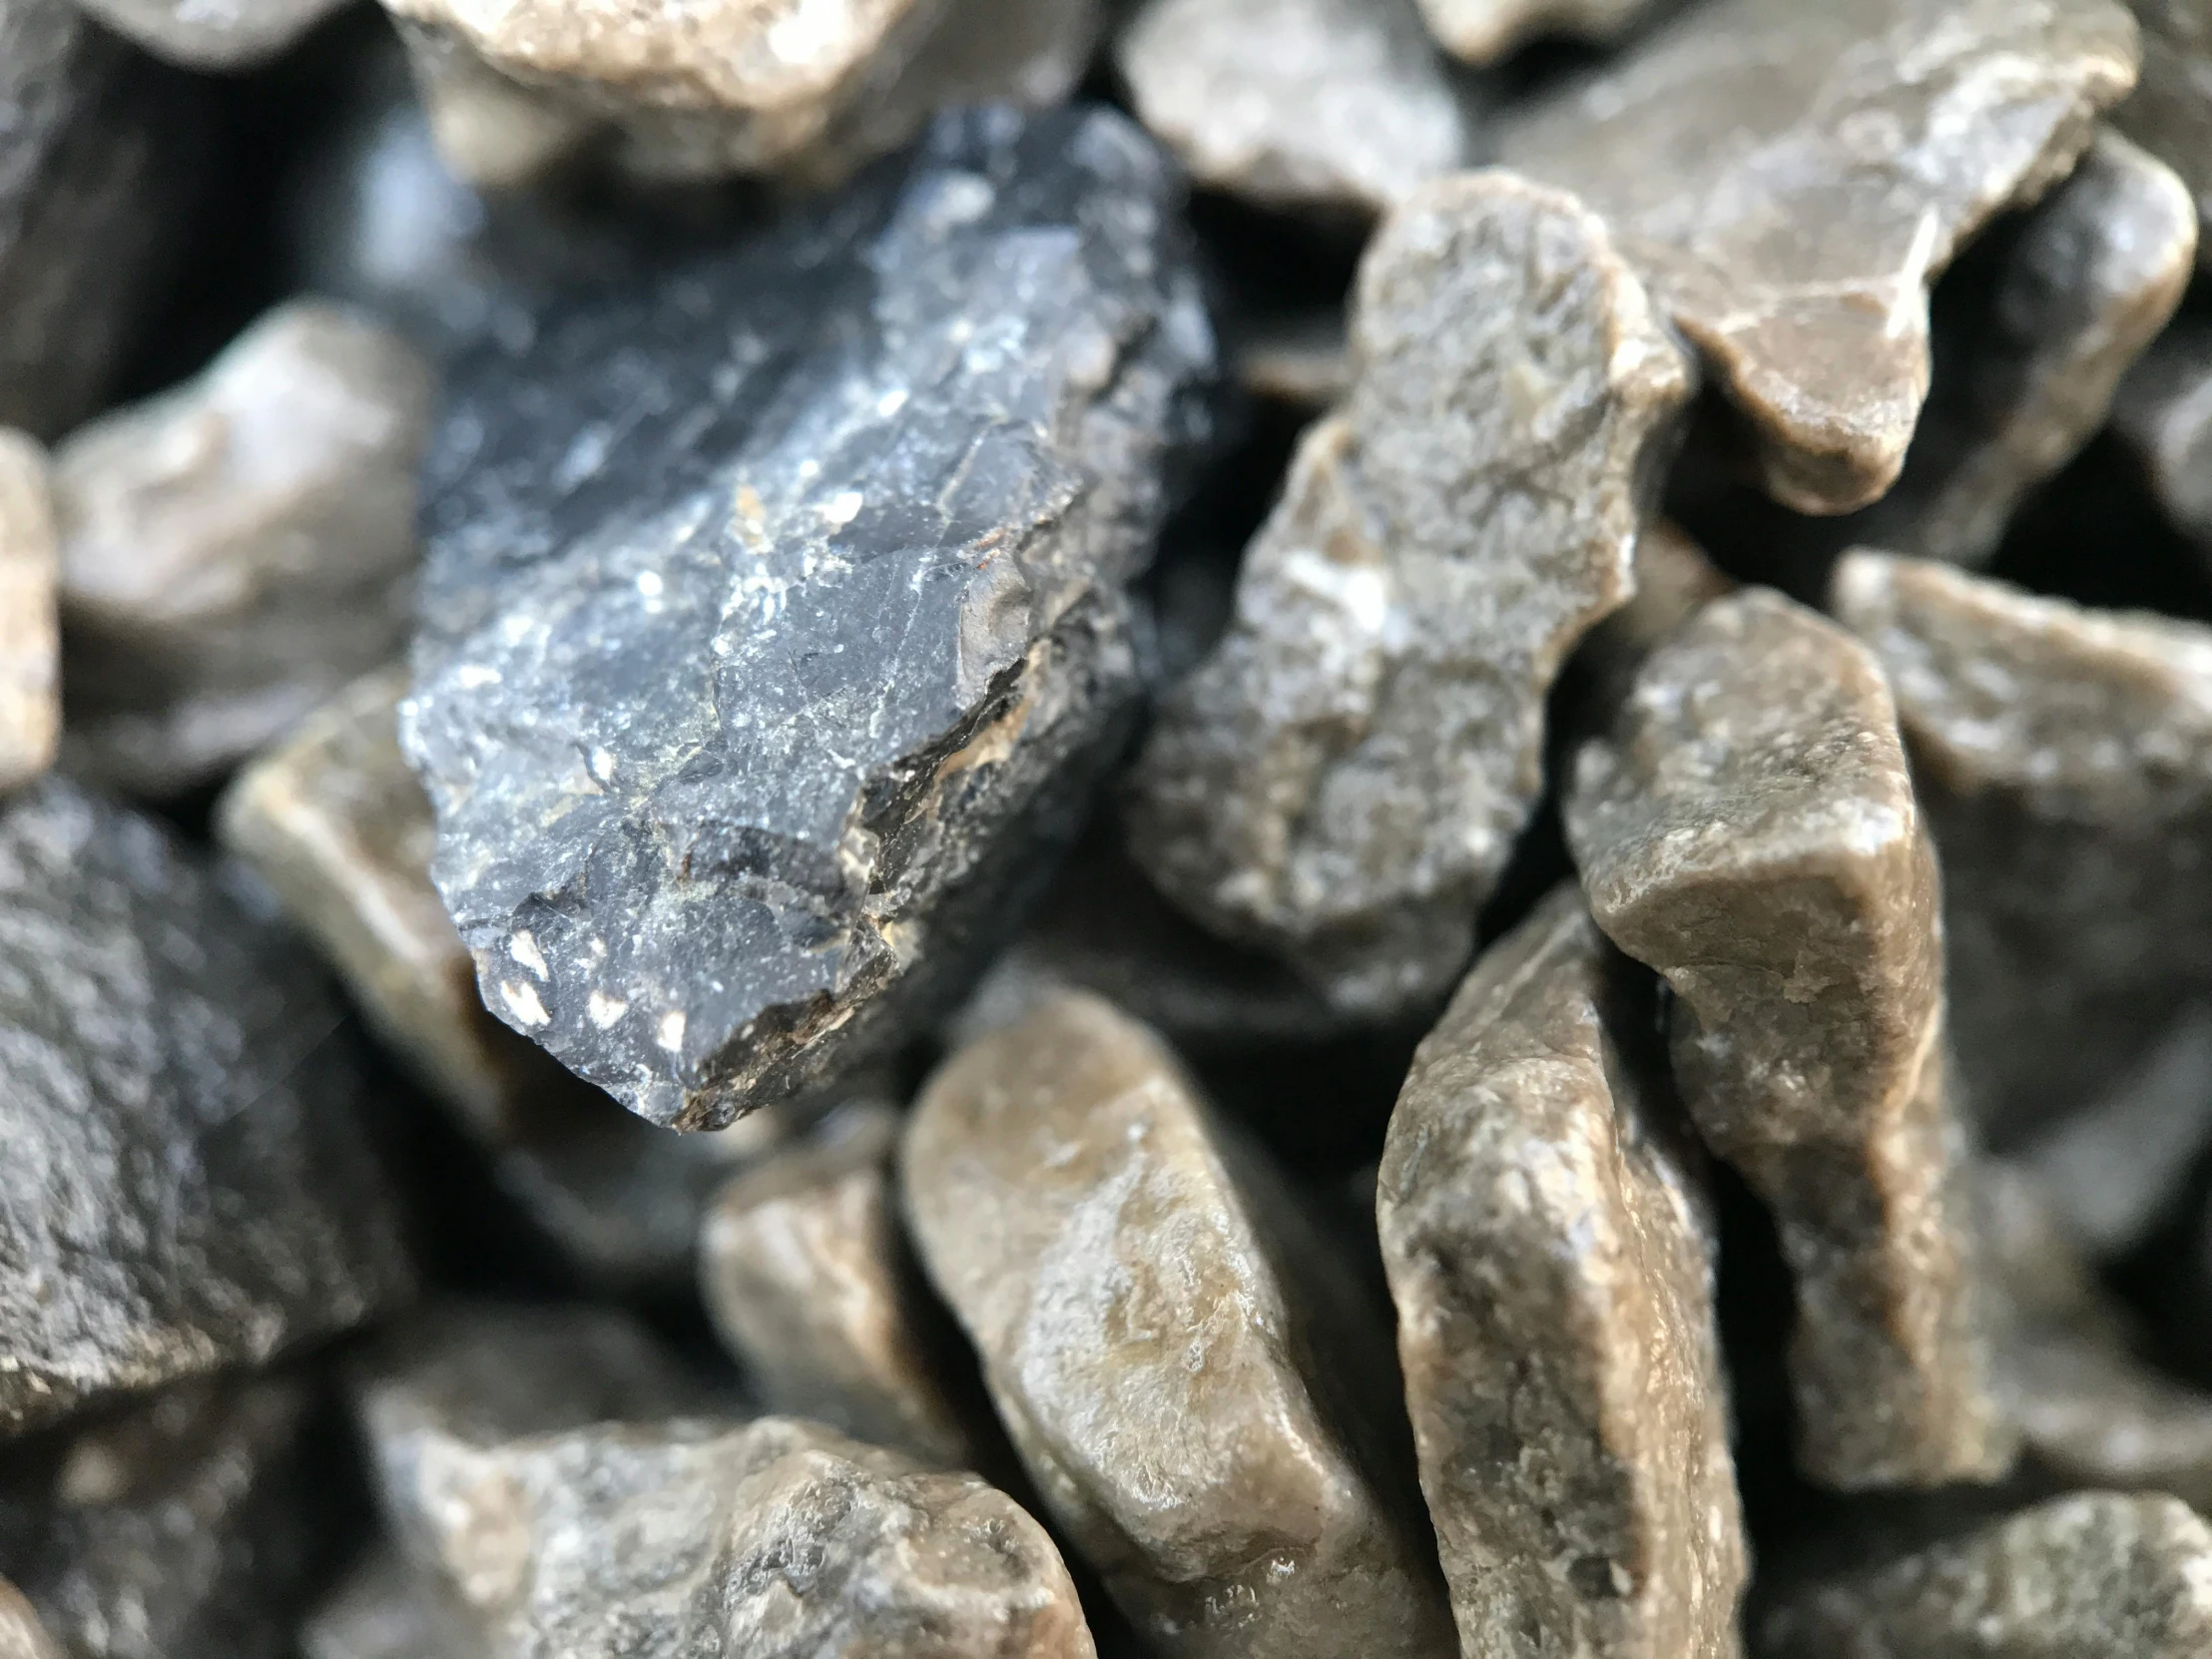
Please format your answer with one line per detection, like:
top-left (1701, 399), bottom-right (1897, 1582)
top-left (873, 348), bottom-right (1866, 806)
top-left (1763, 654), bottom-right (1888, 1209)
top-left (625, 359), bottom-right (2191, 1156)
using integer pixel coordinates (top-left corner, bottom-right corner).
top-left (69, 0), bottom-right (348, 69)
top-left (0, 777), bottom-right (411, 1438)
top-left (1846, 130), bottom-right (2195, 565)
top-left (303, 1552), bottom-right (474, 1659)
top-left (58, 300), bottom-right (435, 797)
top-left (1757, 1492), bottom-right (2212, 1658)
top-left (0, 1378), bottom-right (326, 1659)
top-left (1128, 171), bottom-right (1688, 1019)
top-left (1499, 0), bottom-right (2139, 514)
top-left (1831, 552), bottom-right (2212, 1145)
top-left (2114, 316), bottom-right (2212, 559)
top-left (1378, 885), bottom-right (1746, 1659)
top-left (0, 432), bottom-right (57, 794)
top-left (1117, 0), bottom-right (1468, 216)
top-left (903, 989), bottom-right (1455, 1659)
top-left (701, 1102), bottom-right (978, 1469)
top-left (403, 107), bottom-right (1216, 1130)
top-left (0, 1581), bottom-right (59, 1659)
top-left (1565, 589), bottom-right (2011, 1489)
top-left (2113, 0), bottom-right (2212, 266)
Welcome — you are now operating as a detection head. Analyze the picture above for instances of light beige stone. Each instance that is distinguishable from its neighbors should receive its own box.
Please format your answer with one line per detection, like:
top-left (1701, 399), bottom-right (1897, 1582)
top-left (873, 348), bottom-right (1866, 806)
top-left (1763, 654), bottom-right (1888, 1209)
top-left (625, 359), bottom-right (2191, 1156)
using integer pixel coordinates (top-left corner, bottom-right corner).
top-left (68, 0), bottom-right (351, 69)
top-left (0, 430), bottom-right (56, 795)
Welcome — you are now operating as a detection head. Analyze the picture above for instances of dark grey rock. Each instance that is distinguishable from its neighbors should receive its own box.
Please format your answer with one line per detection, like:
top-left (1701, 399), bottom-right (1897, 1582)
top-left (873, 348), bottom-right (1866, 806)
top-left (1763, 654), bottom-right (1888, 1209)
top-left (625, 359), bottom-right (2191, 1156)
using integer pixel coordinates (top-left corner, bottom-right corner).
top-left (2115, 315), bottom-right (2212, 564)
top-left (402, 105), bottom-right (1217, 1129)
top-left (0, 1579), bottom-right (59, 1659)
top-left (0, 776), bottom-right (412, 1439)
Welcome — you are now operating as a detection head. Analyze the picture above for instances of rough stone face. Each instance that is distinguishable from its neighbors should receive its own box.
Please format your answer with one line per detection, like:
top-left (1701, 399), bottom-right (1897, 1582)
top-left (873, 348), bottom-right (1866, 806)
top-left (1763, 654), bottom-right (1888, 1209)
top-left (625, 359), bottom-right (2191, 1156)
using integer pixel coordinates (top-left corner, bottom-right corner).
top-left (1377, 885), bottom-right (1746, 1659)
top-left (1499, 0), bottom-right (2140, 514)
top-left (2113, 0), bottom-right (2212, 267)
top-left (2114, 317), bottom-right (2212, 558)
top-left (1831, 552), bottom-right (2212, 1145)
top-left (1414, 0), bottom-right (1653, 61)
top-left (903, 989), bottom-right (1455, 1659)
top-left (0, 1581), bottom-right (59, 1659)
top-left (0, 777), bottom-right (412, 1438)
top-left (1565, 590), bottom-right (2011, 1489)
top-left (0, 1378), bottom-right (326, 1659)
top-left (403, 106), bottom-right (1216, 1131)
top-left (1846, 130), bottom-right (2195, 565)
top-left (1757, 1492), bottom-right (2212, 1658)
top-left (58, 300), bottom-right (435, 798)
top-left (1127, 171), bottom-right (1689, 1019)
top-left (1117, 0), bottom-right (1468, 216)
top-left (0, 431), bottom-right (57, 795)
top-left (68, 0), bottom-right (348, 69)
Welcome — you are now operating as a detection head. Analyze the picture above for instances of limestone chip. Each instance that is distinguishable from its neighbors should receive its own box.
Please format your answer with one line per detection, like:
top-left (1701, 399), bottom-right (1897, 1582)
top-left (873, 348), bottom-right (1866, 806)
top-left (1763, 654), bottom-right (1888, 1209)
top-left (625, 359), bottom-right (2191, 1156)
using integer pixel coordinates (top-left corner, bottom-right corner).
top-left (1128, 170), bottom-right (1689, 1019)
top-left (2113, 0), bottom-right (2212, 266)
top-left (1377, 885), bottom-right (1746, 1659)
top-left (903, 989), bottom-right (1455, 1659)
top-left (69, 0), bottom-right (350, 69)
top-left (1565, 590), bottom-right (2011, 1489)
top-left (0, 432), bottom-right (56, 794)
top-left (1500, 0), bottom-right (2139, 514)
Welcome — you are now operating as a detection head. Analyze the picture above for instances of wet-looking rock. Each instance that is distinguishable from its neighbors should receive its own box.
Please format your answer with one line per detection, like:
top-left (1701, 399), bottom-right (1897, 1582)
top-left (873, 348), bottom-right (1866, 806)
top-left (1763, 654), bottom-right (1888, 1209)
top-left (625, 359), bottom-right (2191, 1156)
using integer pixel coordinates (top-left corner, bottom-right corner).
top-left (0, 432), bottom-right (57, 795)
top-left (1565, 590), bottom-right (2011, 1489)
top-left (1500, 0), bottom-right (2139, 514)
top-left (1831, 552), bottom-right (2212, 1146)
top-left (1378, 884), bottom-right (1745, 1659)
top-left (402, 106), bottom-right (1215, 1130)
top-left (902, 988), bottom-right (1455, 1659)
top-left (0, 777), bottom-right (411, 1438)
top-left (58, 300), bottom-right (434, 798)
top-left (1128, 170), bottom-right (1688, 1020)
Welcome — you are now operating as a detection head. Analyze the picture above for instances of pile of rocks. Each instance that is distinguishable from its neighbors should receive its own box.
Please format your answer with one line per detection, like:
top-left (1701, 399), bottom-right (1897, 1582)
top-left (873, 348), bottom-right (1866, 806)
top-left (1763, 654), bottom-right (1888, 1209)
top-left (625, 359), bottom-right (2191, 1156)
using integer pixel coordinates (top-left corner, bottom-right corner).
top-left (6, 0), bottom-right (2212, 1653)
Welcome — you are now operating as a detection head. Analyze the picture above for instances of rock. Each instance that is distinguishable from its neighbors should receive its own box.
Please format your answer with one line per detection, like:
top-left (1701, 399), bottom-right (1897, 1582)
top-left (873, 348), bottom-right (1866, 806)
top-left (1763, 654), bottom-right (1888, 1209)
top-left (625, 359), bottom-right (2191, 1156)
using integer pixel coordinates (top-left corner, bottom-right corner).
top-left (1756, 1491), bottom-right (2212, 1658)
top-left (1415, 0), bottom-right (1656, 62)
top-left (2113, 0), bottom-right (2212, 267)
top-left (0, 776), bottom-right (411, 1438)
top-left (68, 0), bottom-right (348, 70)
top-left (1571, 520), bottom-right (1733, 718)
top-left (0, 432), bottom-right (57, 795)
top-left (2114, 316), bottom-right (2212, 560)
top-left (403, 106), bottom-right (1216, 1131)
top-left (0, 1581), bottom-right (59, 1659)
top-left (303, 1552), bottom-right (474, 1659)
top-left (1127, 170), bottom-right (1689, 1019)
top-left (0, 1378), bottom-right (327, 1659)
top-left (1116, 0), bottom-right (1468, 217)
top-left (1234, 311), bottom-right (1353, 410)
top-left (1499, 0), bottom-right (2140, 514)
top-left (1844, 130), bottom-right (2195, 565)
top-left (1564, 589), bottom-right (2011, 1489)
top-left (1830, 552), bottom-right (2212, 1145)
top-left (903, 989), bottom-right (1455, 1659)
top-left (384, 0), bottom-right (1100, 187)
top-left (701, 1102), bottom-right (979, 1470)
top-left (1377, 884), bottom-right (1746, 1659)
top-left (57, 300), bottom-right (435, 798)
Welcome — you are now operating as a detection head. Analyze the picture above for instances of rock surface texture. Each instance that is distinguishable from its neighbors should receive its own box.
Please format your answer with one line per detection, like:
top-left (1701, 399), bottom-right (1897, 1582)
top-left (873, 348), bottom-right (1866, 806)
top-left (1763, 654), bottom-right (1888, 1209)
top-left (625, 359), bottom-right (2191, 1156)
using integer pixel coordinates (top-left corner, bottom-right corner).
top-left (1377, 885), bottom-right (1746, 1659)
top-left (1565, 590), bottom-right (2011, 1489)
top-left (0, 432), bottom-right (56, 794)
top-left (903, 989), bottom-right (1454, 1659)
top-left (58, 300), bottom-right (435, 798)
top-left (0, 777), bottom-right (411, 1438)
top-left (70, 0), bottom-right (350, 69)
top-left (1128, 170), bottom-right (1688, 1019)
top-left (403, 106), bottom-right (1215, 1130)
top-left (1832, 552), bottom-right (2212, 1144)
top-left (2114, 0), bottom-right (2212, 266)
top-left (1499, 0), bottom-right (2140, 514)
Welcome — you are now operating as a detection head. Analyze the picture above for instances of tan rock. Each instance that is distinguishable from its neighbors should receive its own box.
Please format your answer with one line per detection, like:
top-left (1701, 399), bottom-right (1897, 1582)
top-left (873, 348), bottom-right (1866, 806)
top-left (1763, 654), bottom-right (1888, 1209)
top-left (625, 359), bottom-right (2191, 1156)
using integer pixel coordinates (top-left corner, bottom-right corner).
top-left (1414, 0), bottom-right (1653, 62)
top-left (1500, 0), bottom-right (2139, 514)
top-left (0, 431), bottom-right (56, 795)
top-left (1565, 589), bottom-right (2012, 1489)
top-left (903, 989), bottom-right (1455, 1659)
top-left (1377, 884), bottom-right (1746, 1659)
top-left (2113, 0), bottom-right (2212, 267)
top-left (1573, 520), bottom-right (1734, 718)
top-left (0, 1580), bottom-right (59, 1659)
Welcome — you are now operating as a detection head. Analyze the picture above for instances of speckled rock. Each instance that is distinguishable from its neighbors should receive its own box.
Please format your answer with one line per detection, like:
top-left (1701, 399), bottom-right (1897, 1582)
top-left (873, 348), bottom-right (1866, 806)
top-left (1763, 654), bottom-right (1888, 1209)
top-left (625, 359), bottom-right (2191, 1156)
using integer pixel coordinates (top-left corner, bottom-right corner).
top-left (1414, 0), bottom-right (1654, 61)
top-left (1378, 885), bottom-right (1746, 1659)
top-left (0, 777), bottom-right (411, 1438)
top-left (2114, 0), bottom-right (2212, 267)
top-left (1128, 170), bottom-right (1689, 1020)
top-left (402, 106), bottom-right (1216, 1131)
top-left (1831, 552), bottom-right (2212, 1145)
top-left (302, 1553), bottom-right (475, 1659)
top-left (1565, 590), bottom-right (2011, 1490)
top-left (1117, 0), bottom-right (1468, 216)
top-left (2114, 316), bottom-right (2212, 560)
top-left (68, 0), bottom-right (349, 69)
top-left (58, 300), bottom-right (434, 798)
top-left (1500, 0), bottom-right (2139, 514)
top-left (0, 432), bottom-right (57, 795)
top-left (903, 989), bottom-right (1455, 1659)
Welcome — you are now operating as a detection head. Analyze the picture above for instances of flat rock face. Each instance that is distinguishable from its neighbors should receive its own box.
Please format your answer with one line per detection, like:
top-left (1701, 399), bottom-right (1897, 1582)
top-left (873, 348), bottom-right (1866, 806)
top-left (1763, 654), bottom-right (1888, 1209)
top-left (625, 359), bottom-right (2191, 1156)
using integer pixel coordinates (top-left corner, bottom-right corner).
top-left (1757, 1492), bottom-right (2212, 1658)
top-left (902, 989), bottom-right (1454, 1659)
top-left (2115, 317), bottom-right (2212, 560)
top-left (69, 0), bottom-right (349, 69)
top-left (1848, 130), bottom-right (2196, 565)
top-left (1414, 0), bottom-right (1653, 62)
top-left (2114, 0), bottom-right (2212, 266)
top-left (0, 432), bottom-right (57, 794)
top-left (1128, 171), bottom-right (1688, 1019)
top-left (1117, 0), bottom-right (1467, 216)
top-left (1565, 590), bottom-right (2011, 1490)
top-left (403, 106), bottom-right (1215, 1131)
top-left (59, 300), bottom-right (434, 798)
top-left (1831, 552), bottom-right (2212, 1145)
top-left (0, 777), bottom-right (411, 1438)
top-left (1377, 885), bottom-right (1746, 1659)
top-left (700, 1103), bottom-right (978, 1469)
top-left (1499, 0), bottom-right (2139, 514)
